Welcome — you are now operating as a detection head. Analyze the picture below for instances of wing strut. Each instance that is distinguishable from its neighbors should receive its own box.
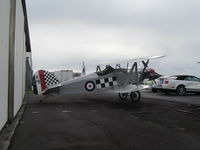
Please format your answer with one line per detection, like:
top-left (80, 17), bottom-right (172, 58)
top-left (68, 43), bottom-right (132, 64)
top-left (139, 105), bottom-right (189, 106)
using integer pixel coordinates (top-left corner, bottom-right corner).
top-left (130, 62), bottom-right (138, 84)
top-left (96, 65), bottom-right (101, 72)
top-left (116, 64), bottom-right (121, 69)
top-left (139, 59), bottom-right (149, 81)
top-left (122, 62), bottom-right (139, 86)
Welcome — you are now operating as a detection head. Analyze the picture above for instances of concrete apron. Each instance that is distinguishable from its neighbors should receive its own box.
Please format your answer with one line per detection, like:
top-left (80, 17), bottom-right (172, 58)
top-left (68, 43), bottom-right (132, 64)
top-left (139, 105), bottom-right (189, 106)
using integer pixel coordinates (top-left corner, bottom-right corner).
top-left (0, 96), bottom-right (27, 150)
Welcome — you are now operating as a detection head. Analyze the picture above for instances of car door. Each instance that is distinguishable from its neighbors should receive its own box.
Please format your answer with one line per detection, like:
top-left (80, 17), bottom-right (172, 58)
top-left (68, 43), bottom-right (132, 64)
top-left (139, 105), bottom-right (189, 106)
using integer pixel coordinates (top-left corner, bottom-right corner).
top-left (184, 76), bottom-right (200, 92)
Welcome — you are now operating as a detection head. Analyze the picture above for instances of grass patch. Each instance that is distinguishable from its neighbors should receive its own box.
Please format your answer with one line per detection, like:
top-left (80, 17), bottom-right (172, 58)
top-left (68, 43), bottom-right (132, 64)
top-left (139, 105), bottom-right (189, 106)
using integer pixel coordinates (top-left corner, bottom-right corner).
top-left (26, 89), bottom-right (33, 94)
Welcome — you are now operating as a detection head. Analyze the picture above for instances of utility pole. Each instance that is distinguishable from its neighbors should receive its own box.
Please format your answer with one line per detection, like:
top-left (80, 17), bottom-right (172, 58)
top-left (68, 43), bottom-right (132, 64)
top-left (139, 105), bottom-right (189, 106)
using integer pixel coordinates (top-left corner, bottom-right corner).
top-left (197, 62), bottom-right (200, 78)
top-left (82, 61), bottom-right (86, 75)
top-left (8, 0), bottom-right (16, 123)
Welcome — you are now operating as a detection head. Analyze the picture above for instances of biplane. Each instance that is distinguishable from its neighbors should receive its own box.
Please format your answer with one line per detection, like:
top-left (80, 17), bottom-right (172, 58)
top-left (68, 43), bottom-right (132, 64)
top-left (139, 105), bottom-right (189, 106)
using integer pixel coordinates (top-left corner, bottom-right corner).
top-left (32, 55), bottom-right (165, 102)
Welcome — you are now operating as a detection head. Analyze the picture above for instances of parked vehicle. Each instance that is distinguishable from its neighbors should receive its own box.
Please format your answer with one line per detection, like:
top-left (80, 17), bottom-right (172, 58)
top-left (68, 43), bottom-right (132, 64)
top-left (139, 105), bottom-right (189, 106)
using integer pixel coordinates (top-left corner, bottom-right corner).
top-left (152, 75), bottom-right (200, 95)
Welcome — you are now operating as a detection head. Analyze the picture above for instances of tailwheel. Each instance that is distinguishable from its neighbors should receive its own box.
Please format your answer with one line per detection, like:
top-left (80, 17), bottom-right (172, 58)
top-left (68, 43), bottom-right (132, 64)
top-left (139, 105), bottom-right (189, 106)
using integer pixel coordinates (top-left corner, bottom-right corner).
top-left (130, 91), bottom-right (141, 102)
top-left (118, 93), bottom-right (128, 101)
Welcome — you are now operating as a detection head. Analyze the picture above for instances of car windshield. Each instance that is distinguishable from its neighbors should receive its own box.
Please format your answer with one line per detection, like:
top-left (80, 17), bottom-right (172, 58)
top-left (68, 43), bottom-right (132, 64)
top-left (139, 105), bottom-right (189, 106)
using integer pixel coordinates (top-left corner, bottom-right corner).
top-left (170, 76), bottom-right (178, 80)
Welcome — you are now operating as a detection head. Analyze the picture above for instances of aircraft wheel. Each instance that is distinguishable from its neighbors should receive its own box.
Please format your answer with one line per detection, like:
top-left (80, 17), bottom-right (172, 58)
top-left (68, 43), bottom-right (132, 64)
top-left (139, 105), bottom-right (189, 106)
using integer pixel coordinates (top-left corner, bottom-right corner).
top-left (118, 93), bottom-right (128, 101)
top-left (130, 91), bottom-right (141, 102)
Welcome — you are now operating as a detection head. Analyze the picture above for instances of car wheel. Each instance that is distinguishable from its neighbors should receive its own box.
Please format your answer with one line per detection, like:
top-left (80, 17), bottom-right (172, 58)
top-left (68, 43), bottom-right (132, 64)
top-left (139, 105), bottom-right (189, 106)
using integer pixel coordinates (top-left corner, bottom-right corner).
top-left (152, 88), bottom-right (157, 93)
top-left (195, 92), bottom-right (200, 95)
top-left (130, 91), bottom-right (141, 102)
top-left (176, 85), bottom-right (186, 96)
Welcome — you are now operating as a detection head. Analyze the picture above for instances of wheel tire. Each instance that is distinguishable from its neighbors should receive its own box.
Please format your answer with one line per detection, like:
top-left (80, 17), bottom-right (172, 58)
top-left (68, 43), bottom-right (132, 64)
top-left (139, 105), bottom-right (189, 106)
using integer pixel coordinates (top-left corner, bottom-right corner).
top-left (118, 93), bottom-right (128, 100)
top-left (152, 88), bottom-right (157, 93)
top-left (176, 85), bottom-right (186, 96)
top-left (195, 92), bottom-right (200, 95)
top-left (130, 91), bottom-right (141, 102)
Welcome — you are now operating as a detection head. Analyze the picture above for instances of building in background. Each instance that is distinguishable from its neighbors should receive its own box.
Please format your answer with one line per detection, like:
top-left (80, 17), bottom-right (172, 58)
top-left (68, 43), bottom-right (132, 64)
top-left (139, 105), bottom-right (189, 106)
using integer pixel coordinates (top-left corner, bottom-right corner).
top-left (54, 61), bottom-right (86, 82)
top-left (54, 70), bottom-right (73, 82)
top-left (0, 0), bottom-right (32, 132)
top-left (73, 72), bottom-right (82, 78)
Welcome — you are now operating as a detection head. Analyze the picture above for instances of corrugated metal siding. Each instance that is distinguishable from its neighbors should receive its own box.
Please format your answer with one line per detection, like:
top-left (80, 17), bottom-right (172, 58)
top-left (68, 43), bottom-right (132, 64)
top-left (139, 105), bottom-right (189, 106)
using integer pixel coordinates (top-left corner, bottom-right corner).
top-left (0, 0), bottom-right (29, 131)
top-left (0, 0), bottom-right (10, 130)
top-left (14, 0), bottom-right (26, 116)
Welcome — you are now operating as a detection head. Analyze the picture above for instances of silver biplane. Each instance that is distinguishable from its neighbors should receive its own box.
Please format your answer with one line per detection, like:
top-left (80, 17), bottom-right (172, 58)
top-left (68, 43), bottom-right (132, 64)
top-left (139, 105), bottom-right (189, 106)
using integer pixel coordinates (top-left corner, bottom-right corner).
top-left (32, 55), bottom-right (165, 102)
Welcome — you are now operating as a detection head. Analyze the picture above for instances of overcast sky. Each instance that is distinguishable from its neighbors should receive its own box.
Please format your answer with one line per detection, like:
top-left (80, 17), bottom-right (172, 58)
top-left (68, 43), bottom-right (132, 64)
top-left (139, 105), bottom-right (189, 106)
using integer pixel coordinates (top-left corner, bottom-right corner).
top-left (27, 0), bottom-right (200, 76)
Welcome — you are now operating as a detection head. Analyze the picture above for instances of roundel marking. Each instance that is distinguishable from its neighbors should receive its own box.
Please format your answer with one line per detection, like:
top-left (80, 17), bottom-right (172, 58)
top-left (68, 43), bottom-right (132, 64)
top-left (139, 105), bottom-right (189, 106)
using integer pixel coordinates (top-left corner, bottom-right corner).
top-left (85, 81), bottom-right (95, 92)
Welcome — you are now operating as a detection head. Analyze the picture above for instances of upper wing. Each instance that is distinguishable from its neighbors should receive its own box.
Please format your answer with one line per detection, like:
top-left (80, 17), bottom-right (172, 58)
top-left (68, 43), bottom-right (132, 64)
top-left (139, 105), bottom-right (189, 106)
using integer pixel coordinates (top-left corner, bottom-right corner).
top-left (98, 55), bottom-right (166, 66)
top-left (110, 84), bottom-right (150, 93)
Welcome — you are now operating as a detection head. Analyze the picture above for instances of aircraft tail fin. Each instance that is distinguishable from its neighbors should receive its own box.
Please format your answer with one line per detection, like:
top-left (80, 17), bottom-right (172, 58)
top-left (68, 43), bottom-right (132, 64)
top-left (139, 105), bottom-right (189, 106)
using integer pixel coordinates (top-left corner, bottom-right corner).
top-left (32, 70), bottom-right (60, 95)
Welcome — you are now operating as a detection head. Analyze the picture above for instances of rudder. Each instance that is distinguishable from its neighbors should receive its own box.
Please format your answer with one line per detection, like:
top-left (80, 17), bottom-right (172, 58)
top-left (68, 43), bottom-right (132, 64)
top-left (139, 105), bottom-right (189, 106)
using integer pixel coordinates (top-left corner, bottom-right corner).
top-left (32, 70), bottom-right (60, 95)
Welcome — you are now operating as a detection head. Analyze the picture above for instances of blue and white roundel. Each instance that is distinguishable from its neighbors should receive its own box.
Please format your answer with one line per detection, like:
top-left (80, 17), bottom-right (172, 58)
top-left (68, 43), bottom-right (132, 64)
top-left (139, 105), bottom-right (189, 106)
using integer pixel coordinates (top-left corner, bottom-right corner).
top-left (85, 81), bottom-right (95, 91)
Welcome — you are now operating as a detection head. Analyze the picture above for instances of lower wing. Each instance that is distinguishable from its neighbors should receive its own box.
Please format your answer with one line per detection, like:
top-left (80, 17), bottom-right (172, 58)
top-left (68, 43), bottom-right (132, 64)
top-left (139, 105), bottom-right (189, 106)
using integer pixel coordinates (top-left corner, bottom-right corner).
top-left (111, 84), bottom-right (150, 93)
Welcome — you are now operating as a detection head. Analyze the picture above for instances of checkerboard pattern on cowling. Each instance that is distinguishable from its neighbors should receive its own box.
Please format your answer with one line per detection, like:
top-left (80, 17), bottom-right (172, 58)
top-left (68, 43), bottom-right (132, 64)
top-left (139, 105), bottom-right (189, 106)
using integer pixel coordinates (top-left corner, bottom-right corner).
top-left (96, 76), bottom-right (117, 89)
top-left (44, 71), bottom-right (59, 86)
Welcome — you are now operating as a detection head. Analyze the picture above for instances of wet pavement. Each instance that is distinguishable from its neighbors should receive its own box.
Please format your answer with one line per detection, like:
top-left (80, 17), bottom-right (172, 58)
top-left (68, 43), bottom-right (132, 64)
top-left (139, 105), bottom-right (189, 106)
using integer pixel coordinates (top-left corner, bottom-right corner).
top-left (142, 90), bottom-right (200, 105)
top-left (8, 93), bottom-right (200, 150)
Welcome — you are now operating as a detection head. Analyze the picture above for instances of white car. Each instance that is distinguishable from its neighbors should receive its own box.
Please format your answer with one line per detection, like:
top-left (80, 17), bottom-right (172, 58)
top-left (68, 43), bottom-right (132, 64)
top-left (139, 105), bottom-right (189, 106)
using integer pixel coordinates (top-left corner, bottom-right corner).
top-left (153, 75), bottom-right (200, 95)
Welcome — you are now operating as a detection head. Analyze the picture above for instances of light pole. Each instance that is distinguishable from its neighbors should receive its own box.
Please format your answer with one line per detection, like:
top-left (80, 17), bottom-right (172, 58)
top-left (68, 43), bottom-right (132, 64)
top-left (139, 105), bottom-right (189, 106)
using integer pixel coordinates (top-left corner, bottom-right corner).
top-left (197, 62), bottom-right (200, 77)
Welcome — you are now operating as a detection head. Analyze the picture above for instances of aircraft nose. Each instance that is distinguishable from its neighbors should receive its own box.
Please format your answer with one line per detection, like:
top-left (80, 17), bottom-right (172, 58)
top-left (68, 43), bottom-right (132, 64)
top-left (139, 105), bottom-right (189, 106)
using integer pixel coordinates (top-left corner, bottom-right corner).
top-left (147, 68), bottom-right (155, 73)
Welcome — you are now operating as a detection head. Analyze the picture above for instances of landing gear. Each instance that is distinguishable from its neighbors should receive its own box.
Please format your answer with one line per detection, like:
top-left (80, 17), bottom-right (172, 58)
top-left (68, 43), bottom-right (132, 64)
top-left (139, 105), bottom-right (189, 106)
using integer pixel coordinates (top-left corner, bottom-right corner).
top-left (130, 91), bottom-right (141, 102)
top-left (118, 93), bottom-right (128, 101)
top-left (118, 91), bottom-right (141, 102)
